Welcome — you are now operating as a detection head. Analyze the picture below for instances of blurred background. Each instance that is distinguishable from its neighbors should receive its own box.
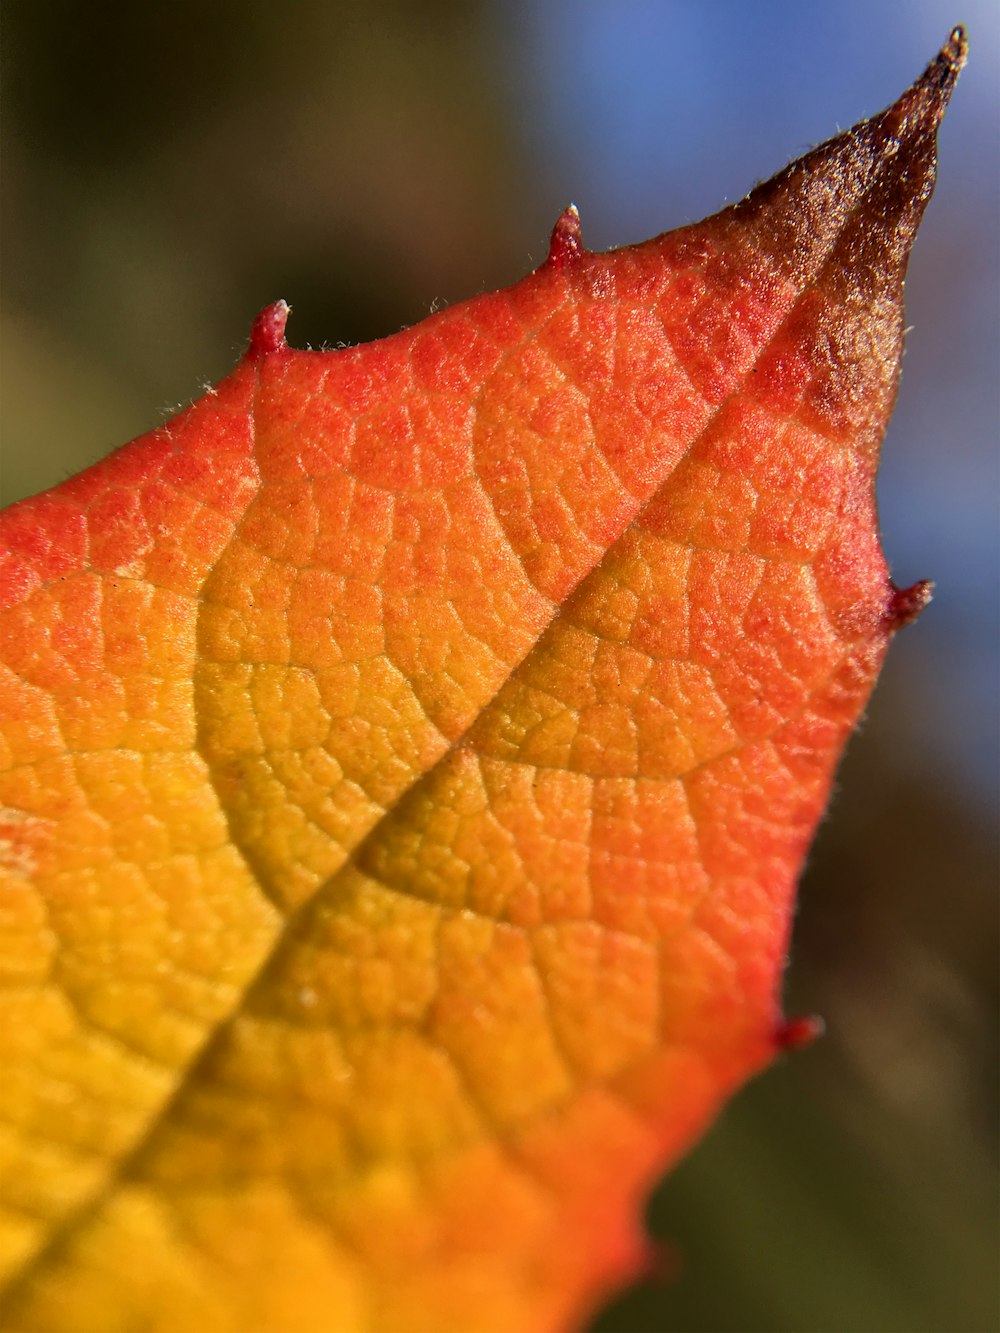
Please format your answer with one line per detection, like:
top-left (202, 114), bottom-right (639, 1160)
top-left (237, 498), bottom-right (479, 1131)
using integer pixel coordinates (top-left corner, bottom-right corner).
top-left (1, 2), bottom-right (996, 1329)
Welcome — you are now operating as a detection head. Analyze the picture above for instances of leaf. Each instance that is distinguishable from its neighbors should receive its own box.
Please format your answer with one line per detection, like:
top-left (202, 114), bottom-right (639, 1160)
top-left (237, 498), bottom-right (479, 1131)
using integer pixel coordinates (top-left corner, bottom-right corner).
top-left (0, 31), bottom-right (965, 1333)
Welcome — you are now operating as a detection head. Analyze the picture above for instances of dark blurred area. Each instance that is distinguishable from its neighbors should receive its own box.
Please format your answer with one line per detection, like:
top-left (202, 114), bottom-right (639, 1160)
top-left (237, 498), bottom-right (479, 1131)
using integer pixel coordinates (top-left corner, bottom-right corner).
top-left (1, 3), bottom-right (996, 1330)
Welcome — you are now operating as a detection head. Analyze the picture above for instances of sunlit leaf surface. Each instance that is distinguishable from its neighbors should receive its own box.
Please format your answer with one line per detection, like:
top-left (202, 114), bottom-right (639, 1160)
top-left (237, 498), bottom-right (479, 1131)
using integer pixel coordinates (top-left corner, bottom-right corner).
top-left (0, 32), bottom-right (964, 1333)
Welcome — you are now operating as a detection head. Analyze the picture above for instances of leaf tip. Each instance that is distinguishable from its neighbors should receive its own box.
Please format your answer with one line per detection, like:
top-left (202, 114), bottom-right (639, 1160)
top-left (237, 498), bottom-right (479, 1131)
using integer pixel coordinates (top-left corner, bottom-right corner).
top-left (711, 35), bottom-right (964, 301)
top-left (874, 25), bottom-right (970, 155)
top-left (547, 203), bottom-right (586, 269)
top-left (882, 578), bottom-right (934, 633)
top-left (774, 1014), bottom-right (825, 1054)
top-left (884, 25), bottom-right (968, 138)
top-left (247, 299), bottom-right (290, 359)
top-left (917, 25), bottom-right (968, 110)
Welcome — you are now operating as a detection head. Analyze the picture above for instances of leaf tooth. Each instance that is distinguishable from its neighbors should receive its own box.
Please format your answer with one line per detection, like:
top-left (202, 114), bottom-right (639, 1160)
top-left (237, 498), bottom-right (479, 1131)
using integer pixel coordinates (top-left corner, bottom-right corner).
top-left (247, 299), bottom-right (291, 359)
top-left (882, 577), bottom-right (934, 633)
top-left (774, 1013), bottom-right (825, 1054)
top-left (546, 203), bottom-right (585, 270)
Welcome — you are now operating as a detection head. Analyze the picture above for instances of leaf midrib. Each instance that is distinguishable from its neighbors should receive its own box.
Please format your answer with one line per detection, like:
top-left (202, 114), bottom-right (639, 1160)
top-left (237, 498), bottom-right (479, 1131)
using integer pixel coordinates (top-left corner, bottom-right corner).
top-left (1, 116), bottom-right (896, 1306)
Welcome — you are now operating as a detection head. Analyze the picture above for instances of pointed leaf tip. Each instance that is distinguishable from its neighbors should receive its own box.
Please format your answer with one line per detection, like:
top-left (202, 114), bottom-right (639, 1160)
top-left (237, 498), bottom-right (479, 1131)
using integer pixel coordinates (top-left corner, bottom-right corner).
top-left (547, 203), bottom-right (585, 269)
top-left (247, 299), bottom-right (290, 358)
top-left (919, 25), bottom-right (969, 107)
top-left (888, 25), bottom-right (968, 135)
top-left (722, 28), bottom-right (966, 300)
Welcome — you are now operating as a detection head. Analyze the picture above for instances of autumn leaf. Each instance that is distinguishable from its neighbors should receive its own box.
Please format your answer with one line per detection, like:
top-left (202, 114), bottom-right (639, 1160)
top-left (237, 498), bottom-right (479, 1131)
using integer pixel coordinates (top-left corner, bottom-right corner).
top-left (0, 30), bottom-right (965, 1333)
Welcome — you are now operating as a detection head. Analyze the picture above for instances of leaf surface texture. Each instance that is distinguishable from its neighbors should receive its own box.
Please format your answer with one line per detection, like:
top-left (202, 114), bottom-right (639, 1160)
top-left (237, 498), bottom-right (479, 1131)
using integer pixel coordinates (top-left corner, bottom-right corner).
top-left (0, 33), bottom-right (964, 1333)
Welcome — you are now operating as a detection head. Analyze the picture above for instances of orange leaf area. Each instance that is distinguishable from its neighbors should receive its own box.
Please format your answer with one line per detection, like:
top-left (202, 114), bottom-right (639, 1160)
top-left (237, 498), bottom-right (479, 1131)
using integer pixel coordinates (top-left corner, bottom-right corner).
top-left (0, 34), bottom-right (964, 1333)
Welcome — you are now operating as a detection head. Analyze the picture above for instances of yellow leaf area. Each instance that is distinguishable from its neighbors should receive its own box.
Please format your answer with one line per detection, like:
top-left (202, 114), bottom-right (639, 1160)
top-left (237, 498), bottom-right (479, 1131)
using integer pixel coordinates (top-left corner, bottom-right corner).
top-left (0, 35), bottom-right (963, 1333)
